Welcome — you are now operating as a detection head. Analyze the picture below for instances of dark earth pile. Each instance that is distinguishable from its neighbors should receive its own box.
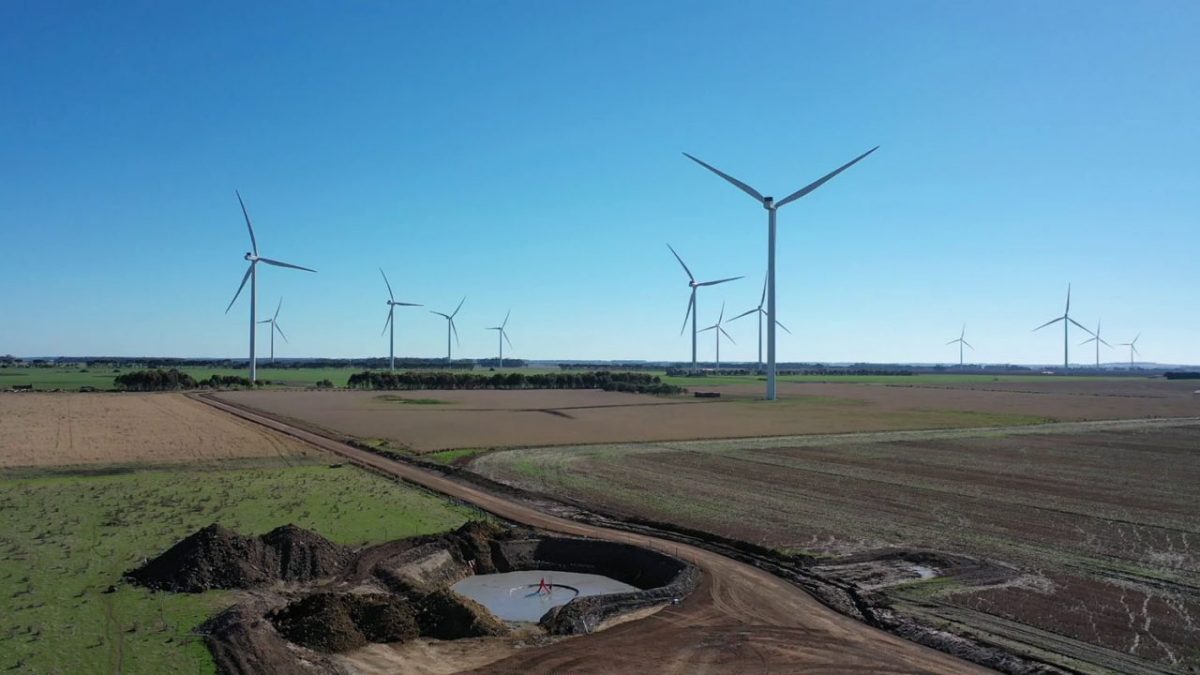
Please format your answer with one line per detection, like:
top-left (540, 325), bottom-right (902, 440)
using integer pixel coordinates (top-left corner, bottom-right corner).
top-left (127, 523), bottom-right (349, 592)
top-left (416, 589), bottom-right (507, 640)
top-left (269, 593), bottom-right (418, 653)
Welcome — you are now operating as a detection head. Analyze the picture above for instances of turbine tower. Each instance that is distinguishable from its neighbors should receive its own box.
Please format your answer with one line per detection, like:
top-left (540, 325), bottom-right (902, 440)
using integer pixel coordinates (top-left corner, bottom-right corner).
top-left (698, 302), bottom-right (736, 372)
top-left (430, 298), bottom-right (465, 367)
top-left (668, 243), bottom-right (741, 373)
top-left (730, 275), bottom-right (791, 372)
top-left (945, 324), bottom-right (973, 367)
top-left (683, 147), bottom-right (878, 400)
top-left (487, 310), bottom-right (513, 368)
top-left (1116, 333), bottom-right (1141, 369)
top-left (225, 191), bottom-right (316, 382)
top-left (379, 269), bottom-right (421, 371)
top-left (1079, 319), bottom-right (1112, 368)
top-left (255, 298), bottom-right (288, 365)
top-left (1032, 284), bottom-right (1093, 369)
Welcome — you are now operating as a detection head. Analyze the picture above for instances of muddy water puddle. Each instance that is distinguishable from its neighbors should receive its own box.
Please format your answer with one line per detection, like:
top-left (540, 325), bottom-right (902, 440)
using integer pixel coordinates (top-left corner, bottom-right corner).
top-left (451, 570), bottom-right (637, 622)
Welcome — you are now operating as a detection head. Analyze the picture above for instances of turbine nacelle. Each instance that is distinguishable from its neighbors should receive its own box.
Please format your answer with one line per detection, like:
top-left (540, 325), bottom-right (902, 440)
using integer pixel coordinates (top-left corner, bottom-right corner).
top-left (244, 252), bottom-right (257, 261)
top-left (762, 196), bottom-right (774, 210)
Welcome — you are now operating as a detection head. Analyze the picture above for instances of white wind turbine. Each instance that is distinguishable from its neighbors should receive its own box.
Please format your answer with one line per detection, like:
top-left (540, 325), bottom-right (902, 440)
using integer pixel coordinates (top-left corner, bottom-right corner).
top-left (698, 302), bottom-right (736, 372)
top-left (256, 299), bottom-right (288, 365)
top-left (487, 310), bottom-right (513, 368)
top-left (1079, 319), bottom-right (1113, 368)
top-left (684, 146), bottom-right (878, 400)
top-left (1032, 283), bottom-right (1093, 369)
top-left (730, 276), bottom-right (791, 372)
top-left (379, 269), bottom-right (421, 372)
top-left (225, 191), bottom-right (316, 382)
top-left (430, 298), bottom-right (465, 367)
top-left (1116, 333), bottom-right (1141, 369)
top-left (945, 324), bottom-right (973, 367)
top-left (668, 243), bottom-right (742, 373)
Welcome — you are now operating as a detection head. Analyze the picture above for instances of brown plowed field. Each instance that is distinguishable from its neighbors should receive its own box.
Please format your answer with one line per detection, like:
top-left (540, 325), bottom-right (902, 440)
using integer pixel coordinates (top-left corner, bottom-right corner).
top-left (0, 393), bottom-right (312, 467)
top-left (473, 419), bottom-right (1200, 672)
top-left (216, 379), bottom-right (1199, 453)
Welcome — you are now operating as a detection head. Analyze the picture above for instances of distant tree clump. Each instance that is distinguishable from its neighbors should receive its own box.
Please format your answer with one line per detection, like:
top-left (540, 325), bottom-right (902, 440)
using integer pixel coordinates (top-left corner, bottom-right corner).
top-left (315, 379), bottom-right (335, 389)
top-left (113, 370), bottom-right (254, 391)
top-left (1164, 371), bottom-right (1200, 380)
top-left (346, 370), bottom-right (683, 395)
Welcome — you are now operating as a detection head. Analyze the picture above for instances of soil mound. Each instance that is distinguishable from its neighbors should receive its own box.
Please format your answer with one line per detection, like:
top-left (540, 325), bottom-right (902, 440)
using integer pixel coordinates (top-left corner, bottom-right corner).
top-left (269, 593), bottom-right (418, 653)
top-left (128, 523), bottom-right (348, 592)
top-left (417, 589), bottom-right (507, 639)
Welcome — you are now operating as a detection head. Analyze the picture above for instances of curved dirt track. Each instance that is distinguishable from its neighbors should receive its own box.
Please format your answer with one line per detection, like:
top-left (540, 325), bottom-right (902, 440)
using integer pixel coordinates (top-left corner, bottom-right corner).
top-left (195, 394), bottom-right (987, 674)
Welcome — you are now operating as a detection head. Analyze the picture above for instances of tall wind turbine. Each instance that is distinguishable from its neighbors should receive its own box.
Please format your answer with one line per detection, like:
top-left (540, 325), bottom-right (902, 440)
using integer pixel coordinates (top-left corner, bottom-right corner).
top-left (1116, 333), bottom-right (1141, 369)
top-left (256, 299), bottom-right (288, 365)
top-left (668, 243), bottom-right (741, 373)
top-left (225, 191), bottom-right (316, 382)
top-left (430, 298), bottom-right (465, 367)
top-left (379, 269), bottom-right (421, 371)
top-left (684, 147), bottom-right (878, 400)
top-left (487, 310), bottom-right (513, 368)
top-left (698, 302), bottom-right (736, 372)
top-left (945, 324), bottom-right (973, 367)
top-left (1079, 319), bottom-right (1113, 368)
top-left (730, 275), bottom-right (791, 372)
top-left (1032, 284), bottom-right (1093, 369)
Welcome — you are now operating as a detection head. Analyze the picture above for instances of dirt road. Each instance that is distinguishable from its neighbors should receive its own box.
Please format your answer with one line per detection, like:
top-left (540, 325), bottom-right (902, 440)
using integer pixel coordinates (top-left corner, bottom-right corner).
top-left (195, 394), bottom-right (985, 674)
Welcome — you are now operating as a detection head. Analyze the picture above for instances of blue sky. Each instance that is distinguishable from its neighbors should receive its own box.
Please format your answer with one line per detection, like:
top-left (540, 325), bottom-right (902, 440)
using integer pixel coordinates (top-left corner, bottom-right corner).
top-left (1, 1), bottom-right (1196, 365)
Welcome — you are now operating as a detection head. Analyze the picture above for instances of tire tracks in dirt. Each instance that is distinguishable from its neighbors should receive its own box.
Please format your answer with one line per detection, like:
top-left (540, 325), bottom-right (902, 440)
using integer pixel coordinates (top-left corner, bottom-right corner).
top-left (193, 393), bottom-right (985, 674)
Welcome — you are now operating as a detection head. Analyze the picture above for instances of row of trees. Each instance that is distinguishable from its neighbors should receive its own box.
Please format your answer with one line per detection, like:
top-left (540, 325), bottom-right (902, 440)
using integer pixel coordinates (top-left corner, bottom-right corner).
top-left (346, 370), bottom-right (684, 395)
top-left (665, 367), bottom-right (916, 377)
top-left (113, 369), bottom-right (254, 391)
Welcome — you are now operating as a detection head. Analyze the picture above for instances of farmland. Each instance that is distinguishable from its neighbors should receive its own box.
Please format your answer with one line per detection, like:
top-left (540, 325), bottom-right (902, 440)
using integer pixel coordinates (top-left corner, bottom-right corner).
top-left (471, 419), bottom-right (1200, 672)
top-left (215, 376), bottom-right (1199, 453)
top-left (0, 394), bottom-right (481, 674)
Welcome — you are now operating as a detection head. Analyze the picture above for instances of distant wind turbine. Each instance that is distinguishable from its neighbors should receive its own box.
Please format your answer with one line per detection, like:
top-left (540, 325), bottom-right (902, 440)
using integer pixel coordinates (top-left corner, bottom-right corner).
top-left (255, 299), bottom-right (288, 365)
top-left (379, 269), bottom-right (421, 371)
top-left (1032, 284), bottom-right (1093, 369)
top-left (730, 276), bottom-right (791, 372)
top-left (1079, 319), bottom-right (1113, 368)
top-left (683, 146), bottom-right (878, 400)
top-left (225, 191), bottom-right (316, 382)
top-left (1116, 333), bottom-right (1141, 369)
top-left (698, 302), bottom-right (736, 372)
top-left (430, 298), bottom-right (465, 367)
top-left (668, 243), bottom-right (742, 374)
top-left (945, 325), bottom-right (973, 367)
top-left (487, 311), bottom-right (513, 368)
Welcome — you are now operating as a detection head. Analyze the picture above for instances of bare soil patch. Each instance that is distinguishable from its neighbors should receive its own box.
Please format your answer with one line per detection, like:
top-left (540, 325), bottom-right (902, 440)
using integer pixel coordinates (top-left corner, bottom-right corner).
top-left (0, 393), bottom-right (312, 467)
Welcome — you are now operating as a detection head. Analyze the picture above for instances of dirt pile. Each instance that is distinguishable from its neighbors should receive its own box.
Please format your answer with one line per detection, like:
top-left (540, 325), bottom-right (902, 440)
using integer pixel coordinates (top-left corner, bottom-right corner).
top-left (417, 589), bottom-right (507, 640)
top-left (269, 593), bottom-right (418, 653)
top-left (127, 523), bottom-right (349, 592)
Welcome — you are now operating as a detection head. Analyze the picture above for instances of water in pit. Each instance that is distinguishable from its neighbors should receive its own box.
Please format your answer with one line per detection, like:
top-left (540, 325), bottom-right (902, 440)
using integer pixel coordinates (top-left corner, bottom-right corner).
top-left (451, 570), bottom-right (638, 622)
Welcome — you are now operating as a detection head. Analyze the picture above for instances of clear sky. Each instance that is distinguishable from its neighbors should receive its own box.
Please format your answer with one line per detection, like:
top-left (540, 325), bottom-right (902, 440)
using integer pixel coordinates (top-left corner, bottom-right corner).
top-left (2, 1), bottom-right (1197, 365)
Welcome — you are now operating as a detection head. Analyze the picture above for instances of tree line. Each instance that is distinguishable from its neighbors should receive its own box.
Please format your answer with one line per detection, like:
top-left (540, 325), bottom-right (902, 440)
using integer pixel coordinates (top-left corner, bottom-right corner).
top-left (346, 370), bottom-right (684, 394)
top-left (113, 369), bottom-right (255, 391)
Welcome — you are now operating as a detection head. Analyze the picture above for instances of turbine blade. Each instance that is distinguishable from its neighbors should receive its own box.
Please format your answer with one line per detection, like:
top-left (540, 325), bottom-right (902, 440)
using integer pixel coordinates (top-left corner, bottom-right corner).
top-left (236, 190), bottom-right (258, 255)
top-left (1079, 338), bottom-right (1095, 346)
top-left (1133, 333), bottom-right (1141, 344)
top-left (258, 257), bottom-right (317, 273)
top-left (431, 311), bottom-right (450, 319)
top-left (382, 308), bottom-right (393, 336)
top-left (666, 243), bottom-right (695, 282)
top-left (775, 146), bottom-right (880, 209)
top-left (698, 325), bottom-right (717, 333)
top-left (729, 308), bottom-right (758, 322)
top-left (451, 319), bottom-right (460, 346)
top-left (680, 293), bottom-right (694, 335)
top-left (451, 296), bottom-right (465, 318)
top-left (720, 326), bottom-right (735, 344)
top-left (502, 309), bottom-right (510, 329)
top-left (1032, 316), bottom-right (1063, 331)
top-left (503, 330), bottom-right (513, 349)
top-left (945, 338), bottom-right (960, 346)
top-left (273, 298), bottom-right (282, 321)
top-left (1099, 338), bottom-right (1113, 348)
top-left (257, 319), bottom-right (272, 324)
top-left (962, 340), bottom-right (974, 350)
top-left (681, 153), bottom-right (764, 203)
top-left (1068, 317), bottom-right (1094, 335)
top-left (1065, 283), bottom-right (1071, 313)
top-left (718, 301), bottom-right (725, 323)
top-left (392, 302), bottom-right (422, 307)
top-left (225, 263), bottom-right (253, 313)
top-left (379, 268), bottom-right (395, 301)
top-left (698, 275), bottom-right (743, 287)
top-left (775, 319), bottom-right (792, 334)
top-left (759, 275), bottom-right (767, 308)
top-left (274, 323), bottom-right (288, 343)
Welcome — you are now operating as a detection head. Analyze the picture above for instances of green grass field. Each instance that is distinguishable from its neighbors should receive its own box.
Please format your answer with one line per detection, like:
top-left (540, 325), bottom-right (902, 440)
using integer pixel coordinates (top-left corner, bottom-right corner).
top-left (0, 457), bottom-right (479, 674)
top-left (658, 372), bottom-right (1127, 387)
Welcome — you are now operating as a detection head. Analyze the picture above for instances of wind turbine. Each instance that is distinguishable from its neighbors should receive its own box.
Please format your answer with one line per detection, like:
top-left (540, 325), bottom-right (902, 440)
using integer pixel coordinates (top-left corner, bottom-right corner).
top-left (255, 299), bottom-right (288, 365)
top-left (430, 298), bottom-right (465, 367)
top-left (668, 243), bottom-right (742, 374)
top-left (1116, 333), bottom-right (1141, 369)
top-left (684, 146), bottom-right (878, 400)
top-left (1032, 284), bottom-right (1093, 369)
top-left (379, 269), bottom-right (421, 371)
top-left (698, 302), bottom-right (736, 372)
top-left (945, 324), bottom-right (973, 367)
top-left (487, 310), bottom-right (513, 368)
top-left (730, 275), bottom-right (791, 372)
top-left (1079, 319), bottom-right (1113, 368)
top-left (225, 191), bottom-right (316, 382)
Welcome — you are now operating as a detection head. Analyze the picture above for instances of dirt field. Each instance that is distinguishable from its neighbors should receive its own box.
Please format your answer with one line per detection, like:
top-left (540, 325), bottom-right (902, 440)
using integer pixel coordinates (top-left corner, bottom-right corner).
top-left (215, 378), bottom-right (1199, 453)
top-left (472, 419), bottom-right (1200, 673)
top-left (0, 393), bottom-right (312, 467)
